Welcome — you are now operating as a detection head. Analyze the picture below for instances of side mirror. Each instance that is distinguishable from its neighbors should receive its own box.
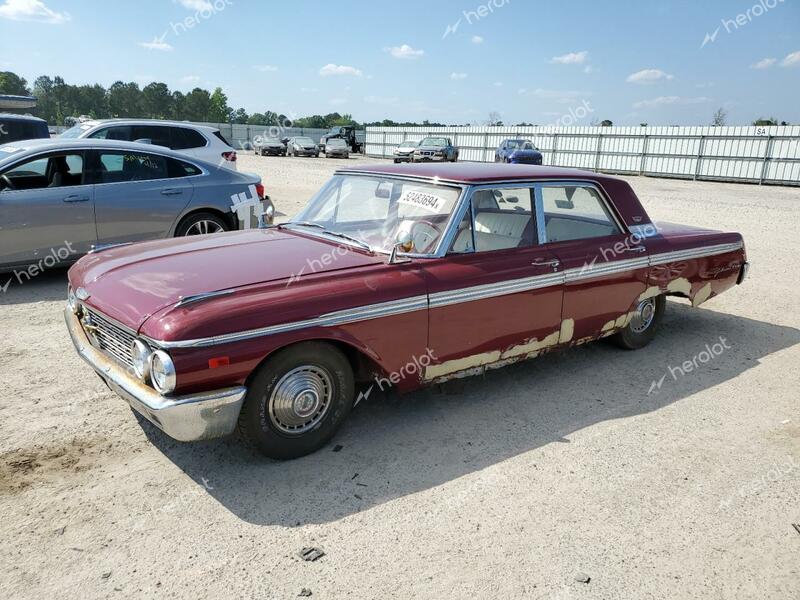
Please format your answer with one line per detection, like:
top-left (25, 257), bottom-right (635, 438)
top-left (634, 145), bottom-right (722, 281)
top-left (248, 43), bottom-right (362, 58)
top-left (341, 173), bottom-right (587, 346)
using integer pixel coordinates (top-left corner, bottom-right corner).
top-left (389, 229), bottom-right (413, 264)
top-left (375, 182), bottom-right (392, 199)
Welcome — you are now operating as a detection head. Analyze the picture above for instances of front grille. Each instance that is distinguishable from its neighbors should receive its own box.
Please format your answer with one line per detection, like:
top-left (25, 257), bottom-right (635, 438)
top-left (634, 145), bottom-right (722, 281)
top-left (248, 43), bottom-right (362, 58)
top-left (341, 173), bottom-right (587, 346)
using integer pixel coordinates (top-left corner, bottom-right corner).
top-left (82, 307), bottom-right (136, 368)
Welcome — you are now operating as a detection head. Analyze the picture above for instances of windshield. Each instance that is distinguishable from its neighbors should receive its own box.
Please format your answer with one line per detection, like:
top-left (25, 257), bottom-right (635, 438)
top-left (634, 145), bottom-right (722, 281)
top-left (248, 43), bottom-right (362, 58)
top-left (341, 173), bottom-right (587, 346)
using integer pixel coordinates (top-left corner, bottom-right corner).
top-left (292, 174), bottom-right (463, 254)
top-left (328, 139), bottom-right (347, 146)
top-left (400, 139), bottom-right (420, 147)
top-left (508, 140), bottom-right (536, 150)
top-left (420, 137), bottom-right (447, 147)
top-left (59, 123), bottom-right (94, 139)
top-left (265, 138), bottom-right (283, 144)
top-left (295, 137), bottom-right (314, 145)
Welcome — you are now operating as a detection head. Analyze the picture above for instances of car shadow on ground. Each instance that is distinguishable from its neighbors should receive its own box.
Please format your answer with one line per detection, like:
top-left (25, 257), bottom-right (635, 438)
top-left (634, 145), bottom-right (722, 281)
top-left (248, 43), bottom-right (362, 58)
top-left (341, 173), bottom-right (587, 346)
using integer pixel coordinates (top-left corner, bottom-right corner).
top-left (0, 267), bottom-right (70, 305)
top-left (137, 301), bottom-right (799, 526)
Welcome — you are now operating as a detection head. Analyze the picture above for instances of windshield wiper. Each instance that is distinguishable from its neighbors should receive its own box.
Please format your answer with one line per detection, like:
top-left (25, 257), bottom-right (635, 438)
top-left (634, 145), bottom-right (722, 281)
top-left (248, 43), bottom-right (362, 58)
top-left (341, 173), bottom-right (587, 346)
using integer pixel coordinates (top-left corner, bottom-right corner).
top-left (279, 221), bottom-right (326, 230)
top-left (320, 230), bottom-right (374, 253)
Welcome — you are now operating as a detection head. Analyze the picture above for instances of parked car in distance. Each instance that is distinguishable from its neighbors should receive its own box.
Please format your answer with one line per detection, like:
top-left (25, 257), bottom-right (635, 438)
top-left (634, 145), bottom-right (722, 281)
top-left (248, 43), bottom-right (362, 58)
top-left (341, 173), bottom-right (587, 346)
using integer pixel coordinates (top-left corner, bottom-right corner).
top-left (254, 137), bottom-right (286, 156)
top-left (324, 138), bottom-right (350, 159)
top-left (319, 126), bottom-right (363, 154)
top-left (496, 139), bottom-right (543, 165)
top-left (412, 137), bottom-right (458, 162)
top-left (287, 136), bottom-right (320, 157)
top-left (59, 119), bottom-right (239, 170)
top-left (0, 113), bottom-right (50, 144)
top-left (65, 162), bottom-right (748, 459)
top-left (0, 138), bottom-right (274, 272)
top-left (392, 138), bottom-right (420, 163)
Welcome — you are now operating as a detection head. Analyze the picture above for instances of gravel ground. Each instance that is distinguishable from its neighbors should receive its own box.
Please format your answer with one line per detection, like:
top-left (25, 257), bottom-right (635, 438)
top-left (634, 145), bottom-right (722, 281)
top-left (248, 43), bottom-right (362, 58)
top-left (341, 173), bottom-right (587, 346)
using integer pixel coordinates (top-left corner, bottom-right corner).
top-left (1, 154), bottom-right (798, 600)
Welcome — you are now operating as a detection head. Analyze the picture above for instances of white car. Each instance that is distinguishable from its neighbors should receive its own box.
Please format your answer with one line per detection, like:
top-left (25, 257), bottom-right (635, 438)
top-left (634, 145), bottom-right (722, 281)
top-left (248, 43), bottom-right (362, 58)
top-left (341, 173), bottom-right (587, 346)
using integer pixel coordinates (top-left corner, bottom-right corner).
top-left (392, 138), bottom-right (420, 163)
top-left (59, 119), bottom-right (238, 170)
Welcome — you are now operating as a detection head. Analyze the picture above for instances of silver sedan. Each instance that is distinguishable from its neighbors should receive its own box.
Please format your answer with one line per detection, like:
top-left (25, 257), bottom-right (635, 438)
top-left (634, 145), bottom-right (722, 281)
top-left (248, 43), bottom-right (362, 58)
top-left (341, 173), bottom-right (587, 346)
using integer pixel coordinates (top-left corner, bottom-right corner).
top-left (0, 138), bottom-right (274, 272)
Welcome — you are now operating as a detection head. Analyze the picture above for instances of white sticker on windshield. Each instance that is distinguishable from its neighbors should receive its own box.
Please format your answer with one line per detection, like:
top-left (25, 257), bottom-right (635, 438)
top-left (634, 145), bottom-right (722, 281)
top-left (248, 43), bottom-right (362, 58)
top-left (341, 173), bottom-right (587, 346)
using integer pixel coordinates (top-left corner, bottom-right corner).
top-left (398, 190), bottom-right (447, 213)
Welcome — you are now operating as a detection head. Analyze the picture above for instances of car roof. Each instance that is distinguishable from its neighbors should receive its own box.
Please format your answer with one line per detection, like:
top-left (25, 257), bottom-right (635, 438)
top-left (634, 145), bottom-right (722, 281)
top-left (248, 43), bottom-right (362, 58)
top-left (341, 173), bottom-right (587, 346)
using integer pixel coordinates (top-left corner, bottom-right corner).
top-left (76, 118), bottom-right (218, 131)
top-left (0, 113), bottom-right (47, 123)
top-left (337, 162), bottom-right (622, 185)
top-left (0, 138), bottom-right (209, 164)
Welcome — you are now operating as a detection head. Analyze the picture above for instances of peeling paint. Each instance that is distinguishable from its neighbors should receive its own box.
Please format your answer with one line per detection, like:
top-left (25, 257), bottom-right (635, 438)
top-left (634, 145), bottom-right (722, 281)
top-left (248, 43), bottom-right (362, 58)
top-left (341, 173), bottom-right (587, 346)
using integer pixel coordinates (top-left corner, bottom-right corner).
top-left (667, 277), bottom-right (692, 296)
top-left (639, 286), bottom-right (661, 301)
top-left (601, 320), bottom-right (616, 332)
top-left (424, 349), bottom-right (501, 380)
top-left (614, 311), bottom-right (635, 329)
top-left (692, 282), bottom-right (713, 307)
top-left (559, 318), bottom-right (575, 344)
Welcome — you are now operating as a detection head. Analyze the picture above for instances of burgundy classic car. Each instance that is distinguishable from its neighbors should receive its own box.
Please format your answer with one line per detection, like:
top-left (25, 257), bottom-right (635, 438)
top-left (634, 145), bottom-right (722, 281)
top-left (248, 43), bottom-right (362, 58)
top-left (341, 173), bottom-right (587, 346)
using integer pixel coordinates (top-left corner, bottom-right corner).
top-left (65, 163), bottom-right (749, 459)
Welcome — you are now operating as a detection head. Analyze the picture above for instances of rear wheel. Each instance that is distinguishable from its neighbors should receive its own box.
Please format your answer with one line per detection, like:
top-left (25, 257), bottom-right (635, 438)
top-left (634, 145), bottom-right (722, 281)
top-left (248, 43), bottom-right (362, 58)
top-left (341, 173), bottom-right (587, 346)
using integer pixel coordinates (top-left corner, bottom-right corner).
top-left (611, 295), bottom-right (666, 350)
top-left (237, 342), bottom-right (355, 459)
top-left (175, 212), bottom-right (229, 237)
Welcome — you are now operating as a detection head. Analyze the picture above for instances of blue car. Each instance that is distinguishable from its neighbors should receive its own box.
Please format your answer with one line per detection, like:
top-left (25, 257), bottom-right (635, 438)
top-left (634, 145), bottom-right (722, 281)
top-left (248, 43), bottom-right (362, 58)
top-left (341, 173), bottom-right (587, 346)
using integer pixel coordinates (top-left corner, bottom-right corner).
top-left (495, 139), bottom-right (543, 165)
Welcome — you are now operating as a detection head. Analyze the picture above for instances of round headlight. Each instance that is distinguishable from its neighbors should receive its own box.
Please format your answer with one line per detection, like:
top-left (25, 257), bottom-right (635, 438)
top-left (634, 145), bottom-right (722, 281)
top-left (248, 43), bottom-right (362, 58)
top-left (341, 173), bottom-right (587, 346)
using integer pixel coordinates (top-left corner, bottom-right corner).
top-left (67, 289), bottom-right (79, 314)
top-left (149, 350), bottom-right (176, 394)
top-left (131, 339), bottom-right (152, 381)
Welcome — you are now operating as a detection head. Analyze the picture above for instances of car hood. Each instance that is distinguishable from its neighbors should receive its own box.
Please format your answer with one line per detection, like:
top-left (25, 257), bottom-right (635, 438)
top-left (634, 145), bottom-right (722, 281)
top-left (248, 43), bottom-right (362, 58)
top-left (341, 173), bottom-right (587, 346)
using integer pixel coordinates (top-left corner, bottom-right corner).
top-left (416, 146), bottom-right (446, 151)
top-left (68, 229), bottom-right (385, 331)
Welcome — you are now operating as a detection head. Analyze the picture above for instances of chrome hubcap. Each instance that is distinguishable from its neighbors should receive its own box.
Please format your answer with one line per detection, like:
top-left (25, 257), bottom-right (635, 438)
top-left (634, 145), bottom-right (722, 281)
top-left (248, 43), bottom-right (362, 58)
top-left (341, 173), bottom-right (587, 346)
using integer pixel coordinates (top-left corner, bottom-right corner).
top-left (184, 220), bottom-right (223, 236)
top-left (630, 298), bottom-right (656, 334)
top-left (268, 365), bottom-right (333, 435)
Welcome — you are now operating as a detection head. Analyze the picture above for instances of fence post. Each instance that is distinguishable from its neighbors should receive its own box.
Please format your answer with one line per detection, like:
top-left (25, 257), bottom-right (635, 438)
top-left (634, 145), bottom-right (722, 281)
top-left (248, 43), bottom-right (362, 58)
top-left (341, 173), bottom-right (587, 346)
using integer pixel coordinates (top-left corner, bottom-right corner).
top-left (694, 135), bottom-right (706, 181)
top-left (382, 131), bottom-right (387, 158)
top-left (759, 135), bottom-right (774, 185)
top-left (594, 134), bottom-right (603, 172)
top-left (639, 134), bottom-right (649, 175)
top-left (551, 133), bottom-right (559, 166)
top-left (483, 131), bottom-right (489, 162)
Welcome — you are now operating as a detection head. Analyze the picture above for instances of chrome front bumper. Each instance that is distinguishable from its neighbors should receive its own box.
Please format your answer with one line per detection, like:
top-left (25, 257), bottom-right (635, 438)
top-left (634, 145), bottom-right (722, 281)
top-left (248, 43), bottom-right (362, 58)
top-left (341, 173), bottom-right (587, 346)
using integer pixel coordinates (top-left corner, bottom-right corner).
top-left (65, 307), bottom-right (247, 442)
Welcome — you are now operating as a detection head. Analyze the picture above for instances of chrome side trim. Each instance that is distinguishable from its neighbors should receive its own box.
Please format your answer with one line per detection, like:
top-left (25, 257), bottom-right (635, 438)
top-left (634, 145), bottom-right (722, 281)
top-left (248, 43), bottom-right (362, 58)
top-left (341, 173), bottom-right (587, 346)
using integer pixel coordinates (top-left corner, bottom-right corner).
top-left (649, 242), bottom-right (743, 266)
top-left (89, 242), bottom-right (134, 254)
top-left (146, 294), bottom-right (429, 349)
top-left (175, 289), bottom-right (235, 308)
top-left (143, 241), bottom-right (744, 349)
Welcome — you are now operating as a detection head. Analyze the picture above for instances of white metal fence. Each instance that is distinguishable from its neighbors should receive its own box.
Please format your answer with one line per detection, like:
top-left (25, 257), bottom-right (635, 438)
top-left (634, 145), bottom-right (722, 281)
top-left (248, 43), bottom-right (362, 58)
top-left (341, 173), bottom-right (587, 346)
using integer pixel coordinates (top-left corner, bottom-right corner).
top-left (365, 126), bottom-right (800, 186)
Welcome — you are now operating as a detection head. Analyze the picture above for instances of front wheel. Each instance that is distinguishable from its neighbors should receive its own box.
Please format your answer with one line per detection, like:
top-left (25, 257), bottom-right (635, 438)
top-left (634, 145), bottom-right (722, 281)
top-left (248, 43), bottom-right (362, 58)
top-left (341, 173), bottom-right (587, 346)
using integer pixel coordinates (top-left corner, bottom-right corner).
top-left (611, 295), bottom-right (666, 350)
top-left (237, 342), bottom-right (354, 459)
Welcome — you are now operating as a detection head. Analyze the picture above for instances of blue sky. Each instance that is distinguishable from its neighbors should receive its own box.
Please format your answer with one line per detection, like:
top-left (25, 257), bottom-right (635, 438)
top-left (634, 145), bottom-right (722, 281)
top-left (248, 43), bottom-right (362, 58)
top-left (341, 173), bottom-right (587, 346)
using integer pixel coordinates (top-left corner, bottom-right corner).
top-left (1, 0), bottom-right (798, 125)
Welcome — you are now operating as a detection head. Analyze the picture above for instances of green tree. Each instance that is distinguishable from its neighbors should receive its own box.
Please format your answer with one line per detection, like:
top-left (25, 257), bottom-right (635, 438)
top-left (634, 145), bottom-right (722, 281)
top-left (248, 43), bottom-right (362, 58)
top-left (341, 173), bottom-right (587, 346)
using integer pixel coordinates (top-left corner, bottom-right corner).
top-left (231, 107), bottom-right (249, 124)
top-left (142, 82), bottom-right (173, 119)
top-left (0, 71), bottom-right (30, 95)
top-left (752, 117), bottom-right (778, 126)
top-left (183, 88), bottom-right (211, 122)
top-left (108, 81), bottom-right (143, 117)
top-left (208, 87), bottom-right (232, 123)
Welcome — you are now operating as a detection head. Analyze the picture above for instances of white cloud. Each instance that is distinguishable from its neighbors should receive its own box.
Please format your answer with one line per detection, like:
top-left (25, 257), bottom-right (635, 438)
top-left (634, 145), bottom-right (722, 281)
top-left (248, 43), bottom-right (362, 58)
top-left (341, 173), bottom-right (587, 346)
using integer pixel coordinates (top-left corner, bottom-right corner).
top-left (384, 44), bottom-right (424, 59)
top-left (493, 81), bottom-right (503, 87)
top-left (626, 69), bottom-right (674, 84)
top-left (319, 63), bottom-right (363, 77)
top-left (0, 0), bottom-right (70, 23)
top-left (253, 64), bottom-right (278, 72)
top-left (471, 35), bottom-right (484, 44)
top-left (180, 75), bottom-right (200, 84)
top-left (633, 96), bottom-right (712, 109)
top-left (175, 0), bottom-right (213, 10)
top-left (551, 51), bottom-right (589, 65)
top-left (781, 51), bottom-right (800, 67)
top-left (300, 87), bottom-right (319, 93)
top-left (450, 72), bottom-right (467, 80)
top-left (584, 65), bottom-right (593, 74)
top-left (139, 36), bottom-right (173, 51)
top-left (751, 58), bottom-right (777, 70)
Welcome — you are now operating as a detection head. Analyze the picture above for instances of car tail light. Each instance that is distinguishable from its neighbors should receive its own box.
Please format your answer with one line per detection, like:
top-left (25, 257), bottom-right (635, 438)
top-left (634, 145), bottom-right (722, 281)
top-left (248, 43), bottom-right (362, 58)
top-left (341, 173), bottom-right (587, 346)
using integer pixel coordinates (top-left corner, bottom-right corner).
top-left (222, 151), bottom-right (237, 162)
top-left (255, 183), bottom-right (265, 199)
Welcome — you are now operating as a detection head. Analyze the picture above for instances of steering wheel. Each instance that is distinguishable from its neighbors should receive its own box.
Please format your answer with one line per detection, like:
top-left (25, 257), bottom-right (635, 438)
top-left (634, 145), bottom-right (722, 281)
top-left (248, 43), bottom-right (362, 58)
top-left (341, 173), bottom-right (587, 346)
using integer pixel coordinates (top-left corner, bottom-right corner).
top-left (0, 175), bottom-right (15, 191)
top-left (409, 220), bottom-right (442, 253)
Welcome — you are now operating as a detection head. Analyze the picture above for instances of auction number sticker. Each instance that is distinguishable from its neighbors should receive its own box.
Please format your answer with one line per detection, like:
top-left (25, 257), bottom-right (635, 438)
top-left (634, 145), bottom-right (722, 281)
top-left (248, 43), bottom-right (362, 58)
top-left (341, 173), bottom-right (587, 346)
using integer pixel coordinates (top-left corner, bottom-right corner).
top-left (398, 190), bottom-right (447, 213)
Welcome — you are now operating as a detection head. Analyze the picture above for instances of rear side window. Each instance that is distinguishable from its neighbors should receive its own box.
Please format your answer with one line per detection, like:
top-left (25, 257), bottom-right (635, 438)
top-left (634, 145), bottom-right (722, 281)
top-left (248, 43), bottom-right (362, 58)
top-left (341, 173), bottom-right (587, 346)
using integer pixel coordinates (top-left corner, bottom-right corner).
top-left (212, 130), bottom-right (232, 146)
top-left (171, 127), bottom-right (207, 150)
top-left (131, 125), bottom-right (171, 148)
top-left (88, 126), bottom-right (132, 141)
top-left (167, 157), bottom-right (202, 178)
top-left (0, 119), bottom-right (49, 143)
top-left (96, 151), bottom-right (168, 183)
top-left (541, 185), bottom-right (621, 242)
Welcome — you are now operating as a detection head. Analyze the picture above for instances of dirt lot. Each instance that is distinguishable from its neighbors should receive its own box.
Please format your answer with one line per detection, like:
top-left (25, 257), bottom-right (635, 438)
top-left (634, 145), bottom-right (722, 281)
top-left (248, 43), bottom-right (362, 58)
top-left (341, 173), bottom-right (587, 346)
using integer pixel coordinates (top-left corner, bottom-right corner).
top-left (1, 153), bottom-right (798, 599)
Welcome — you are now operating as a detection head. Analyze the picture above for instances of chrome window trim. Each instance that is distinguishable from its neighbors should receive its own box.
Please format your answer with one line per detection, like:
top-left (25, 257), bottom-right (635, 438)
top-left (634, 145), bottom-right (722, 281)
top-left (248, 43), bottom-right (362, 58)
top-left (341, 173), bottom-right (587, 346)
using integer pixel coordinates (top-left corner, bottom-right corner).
top-left (142, 241), bottom-right (743, 350)
top-left (536, 180), bottom-right (627, 239)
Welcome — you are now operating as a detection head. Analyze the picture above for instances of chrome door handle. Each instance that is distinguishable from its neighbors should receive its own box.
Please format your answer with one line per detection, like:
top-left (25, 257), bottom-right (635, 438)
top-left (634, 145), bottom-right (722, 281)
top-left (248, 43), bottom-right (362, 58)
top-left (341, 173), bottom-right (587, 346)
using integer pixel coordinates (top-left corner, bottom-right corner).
top-left (623, 246), bottom-right (647, 253)
top-left (532, 258), bottom-right (560, 270)
top-left (63, 195), bottom-right (90, 203)
top-left (161, 188), bottom-right (183, 196)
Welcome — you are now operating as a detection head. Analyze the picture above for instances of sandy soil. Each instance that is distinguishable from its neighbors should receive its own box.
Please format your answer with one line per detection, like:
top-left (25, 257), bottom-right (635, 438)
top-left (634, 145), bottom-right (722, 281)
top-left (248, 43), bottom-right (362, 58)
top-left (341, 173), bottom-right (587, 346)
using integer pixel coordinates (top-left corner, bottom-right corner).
top-left (1, 154), bottom-right (798, 599)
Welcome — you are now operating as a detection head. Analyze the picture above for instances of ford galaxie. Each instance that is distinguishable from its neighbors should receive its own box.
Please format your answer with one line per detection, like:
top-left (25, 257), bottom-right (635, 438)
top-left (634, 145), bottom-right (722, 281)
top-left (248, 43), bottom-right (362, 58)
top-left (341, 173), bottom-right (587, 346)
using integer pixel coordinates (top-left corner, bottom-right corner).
top-left (65, 163), bottom-right (748, 459)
